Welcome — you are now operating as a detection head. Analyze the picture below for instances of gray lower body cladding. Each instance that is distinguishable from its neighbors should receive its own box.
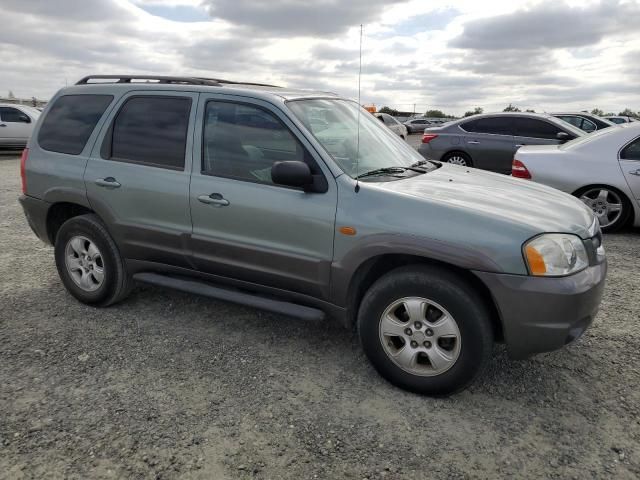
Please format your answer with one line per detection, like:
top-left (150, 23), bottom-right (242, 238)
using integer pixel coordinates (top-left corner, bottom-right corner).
top-left (474, 261), bottom-right (607, 359)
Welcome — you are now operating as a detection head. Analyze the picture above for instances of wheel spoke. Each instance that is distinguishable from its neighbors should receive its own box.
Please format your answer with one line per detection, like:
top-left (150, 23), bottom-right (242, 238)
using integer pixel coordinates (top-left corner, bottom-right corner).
top-left (66, 256), bottom-right (82, 271)
top-left (608, 203), bottom-right (622, 214)
top-left (431, 314), bottom-right (459, 339)
top-left (597, 189), bottom-right (609, 202)
top-left (426, 345), bottom-right (454, 372)
top-left (69, 237), bottom-right (86, 256)
top-left (79, 270), bottom-right (94, 290)
top-left (87, 242), bottom-right (100, 259)
top-left (392, 345), bottom-right (417, 369)
top-left (403, 299), bottom-right (425, 323)
top-left (380, 314), bottom-right (407, 337)
top-left (579, 194), bottom-right (591, 203)
top-left (91, 267), bottom-right (104, 284)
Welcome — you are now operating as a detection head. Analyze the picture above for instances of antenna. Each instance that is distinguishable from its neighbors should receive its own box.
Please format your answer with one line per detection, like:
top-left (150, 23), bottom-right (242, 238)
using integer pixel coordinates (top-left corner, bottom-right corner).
top-left (355, 24), bottom-right (363, 193)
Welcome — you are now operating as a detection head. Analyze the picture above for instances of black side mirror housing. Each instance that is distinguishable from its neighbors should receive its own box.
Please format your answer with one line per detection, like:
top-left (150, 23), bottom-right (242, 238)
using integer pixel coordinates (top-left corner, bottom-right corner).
top-left (19, 114), bottom-right (31, 123)
top-left (271, 161), bottom-right (314, 189)
top-left (556, 131), bottom-right (570, 142)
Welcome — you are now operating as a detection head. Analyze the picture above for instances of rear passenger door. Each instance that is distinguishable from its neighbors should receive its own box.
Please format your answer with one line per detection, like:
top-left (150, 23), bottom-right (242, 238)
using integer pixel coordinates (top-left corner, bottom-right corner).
top-left (620, 137), bottom-right (640, 202)
top-left (85, 92), bottom-right (198, 268)
top-left (189, 95), bottom-right (337, 299)
top-left (460, 117), bottom-right (515, 173)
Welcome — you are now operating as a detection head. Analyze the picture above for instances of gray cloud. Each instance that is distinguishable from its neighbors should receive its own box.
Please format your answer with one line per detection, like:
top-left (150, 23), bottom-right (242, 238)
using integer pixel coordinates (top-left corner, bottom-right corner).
top-left (202, 0), bottom-right (407, 36)
top-left (311, 44), bottom-right (360, 61)
top-left (450, 0), bottom-right (640, 51)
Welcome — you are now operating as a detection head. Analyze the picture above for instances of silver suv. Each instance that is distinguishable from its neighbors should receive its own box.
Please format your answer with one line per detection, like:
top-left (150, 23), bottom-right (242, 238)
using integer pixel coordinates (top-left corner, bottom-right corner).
top-left (19, 75), bottom-right (606, 395)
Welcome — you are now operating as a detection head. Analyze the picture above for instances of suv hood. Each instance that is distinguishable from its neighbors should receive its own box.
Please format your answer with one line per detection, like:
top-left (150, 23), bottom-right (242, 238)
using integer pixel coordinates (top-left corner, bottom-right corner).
top-left (371, 164), bottom-right (594, 238)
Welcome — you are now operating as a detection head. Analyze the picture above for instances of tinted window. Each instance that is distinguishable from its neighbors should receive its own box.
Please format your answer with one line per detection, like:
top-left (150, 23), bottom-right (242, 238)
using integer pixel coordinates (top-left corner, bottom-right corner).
top-left (462, 117), bottom-right (512, 135)
top-left (514, 118), bottom-right (565, 139)
top-left (0, 107), bottom-right (30, 123)
top-left (203, 101), bottom-right (308, 185)
top-left (38, 95), bottom-right (113, 154)
top-left (621, 138), bottom-right (640, 160)
top-left (108, 96), bottom-right (191, 169)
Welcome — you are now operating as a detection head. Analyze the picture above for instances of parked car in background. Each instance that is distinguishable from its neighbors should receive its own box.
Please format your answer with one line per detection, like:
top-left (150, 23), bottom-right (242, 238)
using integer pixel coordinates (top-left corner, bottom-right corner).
top-left (513, 122), bottom-right (640, 231)
top-left (404, 118), bottom-right (432, 133)
top-left (19, 74), bottom-right (605, 395)
top-left (418, 113), bottom-right (585, 174)
top-left (604, 116), bottom-right (637, 125)
top-left (552, 112), bottom-right (615, 133)
top-left (0, 103), bottom-right (40, 150)
top-left (373, 112), bottom-right (408, 139)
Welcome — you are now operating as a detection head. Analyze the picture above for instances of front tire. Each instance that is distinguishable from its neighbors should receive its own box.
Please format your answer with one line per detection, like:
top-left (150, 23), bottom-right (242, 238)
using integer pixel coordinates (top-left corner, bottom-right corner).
top-left (54, 214), bottom-right (132, 306)
top-left (358, 265), bottom-right (493, 395)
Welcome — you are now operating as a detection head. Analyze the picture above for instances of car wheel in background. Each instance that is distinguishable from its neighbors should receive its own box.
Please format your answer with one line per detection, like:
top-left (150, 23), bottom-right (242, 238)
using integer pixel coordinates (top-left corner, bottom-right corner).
top-left (54, 214), bottom-right (132, 306)
top-left (575, 186), bottom-right (631, 232)
top-left (357, 265), bottom-right (493, 396)
top-left (442, 151), bottom-right (472, 167)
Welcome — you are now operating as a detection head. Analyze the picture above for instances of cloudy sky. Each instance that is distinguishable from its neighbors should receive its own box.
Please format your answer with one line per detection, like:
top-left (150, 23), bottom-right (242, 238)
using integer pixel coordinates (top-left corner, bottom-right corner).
top-left (1, 0), bottom-right (639, 115)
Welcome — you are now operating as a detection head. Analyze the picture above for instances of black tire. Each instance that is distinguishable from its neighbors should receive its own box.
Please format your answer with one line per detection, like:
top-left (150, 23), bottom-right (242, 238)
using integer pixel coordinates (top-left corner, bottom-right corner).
top-left (54, 214), bottom-right (132, 306)
top-left (357, 265), bottom-right (493, 396)
top-left (442, 151), bottom-right (472, 167)
top-left (574, 185), bottom-right (632, 233)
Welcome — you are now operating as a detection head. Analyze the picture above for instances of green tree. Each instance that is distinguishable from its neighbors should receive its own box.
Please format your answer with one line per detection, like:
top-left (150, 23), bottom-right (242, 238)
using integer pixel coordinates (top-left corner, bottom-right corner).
top-left (591, 108), bottom-right (605, 116)
top-left (463, 107), bottom-right (483, 117)
top-left (424, 109), bottom-right (447, 118)
top-left (525, 109), bottom-right (536, 113)
top-left (619, 108), bottom-right (637, 117)
top-left (503, 103), bottom-right (521, 112)
top-left (379, 106), bottom-right (399, 116)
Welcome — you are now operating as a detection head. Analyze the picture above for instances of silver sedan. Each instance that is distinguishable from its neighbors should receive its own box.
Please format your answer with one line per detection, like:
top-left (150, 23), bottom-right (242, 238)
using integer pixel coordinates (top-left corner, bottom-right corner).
top-left (513, 122), bottom-right (640, 232)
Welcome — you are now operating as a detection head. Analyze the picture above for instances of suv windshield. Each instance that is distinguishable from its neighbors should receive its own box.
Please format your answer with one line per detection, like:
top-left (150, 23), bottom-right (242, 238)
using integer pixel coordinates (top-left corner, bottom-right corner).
top-left (287, 98), bottom-right (436, 179)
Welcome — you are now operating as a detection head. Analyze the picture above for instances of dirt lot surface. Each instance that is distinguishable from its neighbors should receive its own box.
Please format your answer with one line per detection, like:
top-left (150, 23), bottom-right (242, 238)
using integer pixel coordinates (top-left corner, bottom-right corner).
top-left (1, 154), bottom-right (639, 479)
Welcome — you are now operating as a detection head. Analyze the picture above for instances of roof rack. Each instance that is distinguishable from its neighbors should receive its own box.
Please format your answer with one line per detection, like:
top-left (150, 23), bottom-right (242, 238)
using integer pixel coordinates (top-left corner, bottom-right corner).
top-left (76, 75), bottom-right (281, 88)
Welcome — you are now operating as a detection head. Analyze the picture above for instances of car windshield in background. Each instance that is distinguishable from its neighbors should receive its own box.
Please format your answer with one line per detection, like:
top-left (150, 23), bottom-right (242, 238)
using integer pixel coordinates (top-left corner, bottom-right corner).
top-left (287, 99), bottom-right (436, 179)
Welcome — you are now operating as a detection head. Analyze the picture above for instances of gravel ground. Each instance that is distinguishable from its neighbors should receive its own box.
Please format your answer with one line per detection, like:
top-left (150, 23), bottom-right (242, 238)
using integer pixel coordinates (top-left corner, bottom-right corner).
top-left (1, 153), bottom-right (639, 479)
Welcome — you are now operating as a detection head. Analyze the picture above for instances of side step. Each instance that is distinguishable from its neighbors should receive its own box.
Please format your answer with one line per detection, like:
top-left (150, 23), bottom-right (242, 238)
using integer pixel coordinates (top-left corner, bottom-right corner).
top-left (133, 272), bottom-right (325, 322)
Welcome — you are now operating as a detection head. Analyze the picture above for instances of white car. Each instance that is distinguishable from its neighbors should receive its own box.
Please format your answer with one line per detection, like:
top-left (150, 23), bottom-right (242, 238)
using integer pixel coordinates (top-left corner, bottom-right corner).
top-left (0, 103), bottom-right (40, 149)
top-left (373, 112), bottom-right (408, 140)
top-left (513, 122), bottom-right (640, 232)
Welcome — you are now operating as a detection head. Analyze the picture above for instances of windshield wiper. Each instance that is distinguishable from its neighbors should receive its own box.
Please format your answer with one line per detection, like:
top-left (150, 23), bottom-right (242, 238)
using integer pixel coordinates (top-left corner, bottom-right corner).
top-left (410, 159), bottom-right (436, 169)
top-left (355, 167), bottom-right (414, 179)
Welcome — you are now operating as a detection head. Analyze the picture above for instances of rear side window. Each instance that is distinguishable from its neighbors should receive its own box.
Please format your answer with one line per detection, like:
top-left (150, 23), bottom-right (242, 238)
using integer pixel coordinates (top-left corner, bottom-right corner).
top-left (621, 138), bottom-right (640, 160)
top-left (462, 117), bottom-right (512, 135)
top-left (514, 118), bottom-right (565, 139)
top-left (38, 95), bottom-right (113, 154)
top-left (0, 107), bottom-right (30, 123)
top-left (106, 96), bottom-right (191, 170)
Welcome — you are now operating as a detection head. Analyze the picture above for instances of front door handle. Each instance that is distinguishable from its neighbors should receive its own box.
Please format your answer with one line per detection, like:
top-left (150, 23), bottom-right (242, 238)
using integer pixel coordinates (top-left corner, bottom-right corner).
top-left (629, 169), bottom-right (640, 176)
top-left (198, 193), bottom-right (229, 207)
top-left (467, 140), bottom-right (480, 145)
top-left (95, 177), bottom-right (121, 188)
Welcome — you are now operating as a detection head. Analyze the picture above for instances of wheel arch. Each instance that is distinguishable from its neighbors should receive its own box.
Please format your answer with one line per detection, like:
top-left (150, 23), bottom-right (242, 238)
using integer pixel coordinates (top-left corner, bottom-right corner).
top-left (46, 202), bottom-right (95, 244)
top-left (345, 253), bottom-right (504, 341)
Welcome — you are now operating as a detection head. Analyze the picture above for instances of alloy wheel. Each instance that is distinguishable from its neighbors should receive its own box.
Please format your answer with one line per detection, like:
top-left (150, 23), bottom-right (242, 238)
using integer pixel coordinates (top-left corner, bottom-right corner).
top-left (378, 297), bottom-right (462, 377)
top-left (579, 188), bottom-right (623, 229)
top-left (447, 155), bottom-right (468, 166)
top-left (65, 235), bottom-right (105, 292)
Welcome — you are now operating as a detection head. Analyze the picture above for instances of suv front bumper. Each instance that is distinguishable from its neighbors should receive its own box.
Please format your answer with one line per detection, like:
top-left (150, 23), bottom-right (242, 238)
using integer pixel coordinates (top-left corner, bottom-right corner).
top-left (474, 261), bottom-right (607, 359)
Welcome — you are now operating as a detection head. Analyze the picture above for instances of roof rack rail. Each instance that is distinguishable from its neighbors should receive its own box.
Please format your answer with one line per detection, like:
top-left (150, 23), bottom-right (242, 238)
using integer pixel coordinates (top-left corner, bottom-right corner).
top-left (75, 75), bottom-right (281, 88)
top-left (76, 75), bottom-right (221, 86)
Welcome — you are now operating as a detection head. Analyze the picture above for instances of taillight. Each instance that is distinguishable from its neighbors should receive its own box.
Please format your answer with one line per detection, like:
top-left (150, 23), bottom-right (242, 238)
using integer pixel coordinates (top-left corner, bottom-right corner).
top-left (20, 148), bottom-right (29, 194)
top-left (512, 159), bottom-right (531, 179)
top-left (422, 134), bottom-right (438, 144)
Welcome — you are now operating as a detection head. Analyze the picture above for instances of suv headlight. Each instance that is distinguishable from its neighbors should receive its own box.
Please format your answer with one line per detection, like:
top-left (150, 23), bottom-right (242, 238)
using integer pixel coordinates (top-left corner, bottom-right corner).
top-left (524, 234), bottom-right (589, 276)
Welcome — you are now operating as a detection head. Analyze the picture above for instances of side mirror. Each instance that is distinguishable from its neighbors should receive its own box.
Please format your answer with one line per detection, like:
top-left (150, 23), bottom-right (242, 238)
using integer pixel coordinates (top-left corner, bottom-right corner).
top-left (556, 132), bottom-right (570, 142)
top-left (271, 161), bottom-right (313, 189)
top-left (18, 114), bottom-right (31, 123)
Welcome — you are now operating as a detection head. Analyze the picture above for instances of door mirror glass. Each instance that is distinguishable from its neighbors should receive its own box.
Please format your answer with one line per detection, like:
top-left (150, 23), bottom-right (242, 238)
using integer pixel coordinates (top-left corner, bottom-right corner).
top-left (18, 114), bottom-right (31, 123)
top-left (556, 131), bottom-right (570, 142)
top-left (271, 161), bottom-right (313, 189)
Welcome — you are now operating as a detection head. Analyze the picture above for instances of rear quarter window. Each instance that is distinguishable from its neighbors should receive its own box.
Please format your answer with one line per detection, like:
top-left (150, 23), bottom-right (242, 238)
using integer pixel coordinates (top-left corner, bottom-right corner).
top-left (38, 95), bottom-right (113, 155)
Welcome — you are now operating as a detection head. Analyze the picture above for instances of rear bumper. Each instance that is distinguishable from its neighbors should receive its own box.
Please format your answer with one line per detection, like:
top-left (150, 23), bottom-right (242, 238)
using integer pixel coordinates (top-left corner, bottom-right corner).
top-left (474, 261), bottom-right (607, 359)
top-left (19, 194), bottom-right (51, 245)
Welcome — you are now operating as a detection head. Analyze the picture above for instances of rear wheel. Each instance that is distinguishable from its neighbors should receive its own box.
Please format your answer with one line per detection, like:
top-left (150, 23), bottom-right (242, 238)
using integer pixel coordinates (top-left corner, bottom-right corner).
top-left (576, 186), bottom-right (630, 232)
top-left (358, 265), bottom-right (493, 395)
top-left (54, 214), bottom-right (132, 306)
top-left (442, 151), bottom-right (472, 167)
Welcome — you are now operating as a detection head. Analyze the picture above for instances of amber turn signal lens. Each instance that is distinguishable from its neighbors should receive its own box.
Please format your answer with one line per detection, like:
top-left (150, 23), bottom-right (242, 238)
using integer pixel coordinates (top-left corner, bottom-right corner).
top-left (339, 226), bottom-right (357, 236)
top-left (525, 244), bottom-right (547, 275)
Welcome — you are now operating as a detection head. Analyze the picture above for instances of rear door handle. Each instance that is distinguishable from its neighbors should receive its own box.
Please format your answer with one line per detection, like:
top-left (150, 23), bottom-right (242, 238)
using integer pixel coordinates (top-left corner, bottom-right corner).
top-left (198, 193), bottom-right (229, 207)
top-left (467, 140), bottom-right (480, 145)
top-left (629, 169), bottom-right (640, 176)
top-left (95, 177), bottom-right (121, 188)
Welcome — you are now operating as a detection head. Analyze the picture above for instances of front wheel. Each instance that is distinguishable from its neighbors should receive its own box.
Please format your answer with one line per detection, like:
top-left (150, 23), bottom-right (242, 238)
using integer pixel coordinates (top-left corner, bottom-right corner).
top-left (358, 265), bottom-right (493, 395)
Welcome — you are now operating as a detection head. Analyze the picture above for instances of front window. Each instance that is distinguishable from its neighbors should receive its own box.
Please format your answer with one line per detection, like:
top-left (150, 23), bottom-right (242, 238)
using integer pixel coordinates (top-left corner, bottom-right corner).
top-left (287, 99), bottom-right (435, 179)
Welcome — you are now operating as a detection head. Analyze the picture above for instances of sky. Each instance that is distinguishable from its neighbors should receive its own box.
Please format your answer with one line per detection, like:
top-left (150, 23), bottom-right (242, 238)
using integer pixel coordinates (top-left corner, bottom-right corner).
top-left (1, 0), bottom-right (639, 115)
